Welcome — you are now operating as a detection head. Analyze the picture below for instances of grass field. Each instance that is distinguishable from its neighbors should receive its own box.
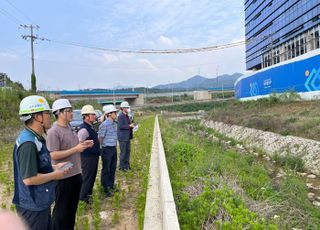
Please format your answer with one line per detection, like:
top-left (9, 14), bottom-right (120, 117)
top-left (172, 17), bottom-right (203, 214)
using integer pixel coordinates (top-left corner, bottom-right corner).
top-left (160, 117), bottom-right (320, 229)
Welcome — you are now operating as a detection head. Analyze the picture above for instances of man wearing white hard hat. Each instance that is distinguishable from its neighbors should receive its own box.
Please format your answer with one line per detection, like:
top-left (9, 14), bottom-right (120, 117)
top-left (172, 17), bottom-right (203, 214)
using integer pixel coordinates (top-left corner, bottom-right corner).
top-left (98, 104), bottom-right (118, 197)
top-left (13, 95), bottom-right (70, 230)
top-left (46, 99), bottom-right (93, 230)
top-left (117, 101), bottom-right (134, 171)
top-left (77, 105), bottom-right (99, 203)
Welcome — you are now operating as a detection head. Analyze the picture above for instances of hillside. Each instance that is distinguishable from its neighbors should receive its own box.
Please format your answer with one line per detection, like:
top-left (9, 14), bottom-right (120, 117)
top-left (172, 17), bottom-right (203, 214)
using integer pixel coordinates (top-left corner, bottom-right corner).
top-left (154, 94), bottom-right (320, 142)
top-left (153, 73), bottom-right (242, 90)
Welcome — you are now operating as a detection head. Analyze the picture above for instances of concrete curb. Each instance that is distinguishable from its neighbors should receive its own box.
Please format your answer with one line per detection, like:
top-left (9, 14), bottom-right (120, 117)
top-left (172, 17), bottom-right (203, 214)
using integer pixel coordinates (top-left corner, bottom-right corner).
top-left (144, 115), bottom-right (180, 230)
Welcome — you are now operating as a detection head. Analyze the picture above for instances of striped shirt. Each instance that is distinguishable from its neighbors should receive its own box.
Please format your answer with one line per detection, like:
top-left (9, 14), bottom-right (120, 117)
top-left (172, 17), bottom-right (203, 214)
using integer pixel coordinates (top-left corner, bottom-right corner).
top-left (98, 118), bottom-right (117, 147)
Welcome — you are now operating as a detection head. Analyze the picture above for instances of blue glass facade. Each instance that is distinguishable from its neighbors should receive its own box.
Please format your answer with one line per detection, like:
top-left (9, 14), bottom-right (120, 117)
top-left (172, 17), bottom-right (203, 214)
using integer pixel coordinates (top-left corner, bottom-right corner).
top-left (245, 0), bottom-right (320, 70)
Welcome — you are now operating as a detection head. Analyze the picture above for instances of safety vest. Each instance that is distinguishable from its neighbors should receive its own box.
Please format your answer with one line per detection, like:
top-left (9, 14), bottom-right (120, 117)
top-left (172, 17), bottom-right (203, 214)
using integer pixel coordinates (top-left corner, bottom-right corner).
top-left (79, 122), bottom-right (100, 157)
top-left (12, 128), bottom-right (56, 211)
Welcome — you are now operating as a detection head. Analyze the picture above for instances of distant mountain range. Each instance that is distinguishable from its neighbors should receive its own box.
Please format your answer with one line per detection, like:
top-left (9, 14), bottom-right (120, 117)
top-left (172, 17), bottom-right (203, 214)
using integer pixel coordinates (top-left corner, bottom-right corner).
top-left (112, 85), bottom-right (134, 90)
top-left (153, 73), bottom-right (242, 90)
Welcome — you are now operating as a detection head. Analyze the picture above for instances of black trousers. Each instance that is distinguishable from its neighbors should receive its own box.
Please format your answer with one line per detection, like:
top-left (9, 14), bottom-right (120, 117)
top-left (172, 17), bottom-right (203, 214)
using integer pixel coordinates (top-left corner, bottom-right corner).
top-left (52, 174), bottom-right (82, 230)
top-left (101, 146), bottom-right (117, 192)
top-left (119, 140), bottom-right (131, 170)
top-left (16, 206), bottom-right (51, 230)
top-left (80, 155), bottom-right (99, 202)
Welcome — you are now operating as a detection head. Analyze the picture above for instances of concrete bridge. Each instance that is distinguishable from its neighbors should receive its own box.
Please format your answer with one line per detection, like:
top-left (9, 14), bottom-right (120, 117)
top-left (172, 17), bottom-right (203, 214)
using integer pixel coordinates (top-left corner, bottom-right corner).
top-left (47, 90), bottom-right (145, 106)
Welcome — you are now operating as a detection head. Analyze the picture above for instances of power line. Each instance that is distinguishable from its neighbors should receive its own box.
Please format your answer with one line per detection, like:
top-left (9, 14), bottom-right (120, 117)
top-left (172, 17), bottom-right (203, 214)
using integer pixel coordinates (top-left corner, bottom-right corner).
top-left (44, 38), bottom-right (246, 54)
top-left (43, 33), bottom-right (272, 55)
top-left (5, 0), bottom-right (34, 24)
top-left (0, 7), bottom-right (23, 24)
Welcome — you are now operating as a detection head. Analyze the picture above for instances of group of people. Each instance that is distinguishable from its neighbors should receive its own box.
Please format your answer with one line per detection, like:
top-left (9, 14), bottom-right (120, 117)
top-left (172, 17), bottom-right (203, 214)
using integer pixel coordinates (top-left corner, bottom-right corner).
top-left (12, 95), bottom-right (134, 230)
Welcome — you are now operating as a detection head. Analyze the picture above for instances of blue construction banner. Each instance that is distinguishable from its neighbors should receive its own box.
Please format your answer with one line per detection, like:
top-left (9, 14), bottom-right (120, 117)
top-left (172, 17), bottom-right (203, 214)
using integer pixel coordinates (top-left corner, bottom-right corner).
top-left (235, 52), bottom-right (320, 99)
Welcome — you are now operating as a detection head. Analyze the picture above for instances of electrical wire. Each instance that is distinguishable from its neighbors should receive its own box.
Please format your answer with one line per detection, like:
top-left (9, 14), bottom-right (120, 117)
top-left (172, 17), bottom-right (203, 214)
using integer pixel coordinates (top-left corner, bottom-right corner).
top-left (0, 6), bottom-right (23, 24)
top-left (5, 0), bottom-right (34, 24)
top-left (44, 38), bottom-right (246, 54)
top-left (42, 34), bottom-right (272, 55)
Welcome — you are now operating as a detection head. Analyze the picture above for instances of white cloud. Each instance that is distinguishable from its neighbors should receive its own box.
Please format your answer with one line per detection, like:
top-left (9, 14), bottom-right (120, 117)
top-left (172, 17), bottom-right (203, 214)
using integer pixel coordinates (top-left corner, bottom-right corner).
top-left (137, 58), bottom-right (157, 70)
top-left (103, 53), bottom-right (119, 63)
top-left (156, 36), bottom-right (180, 47)
top-left (157, 36), bottom-right (174, 46)
top-left (0, 52), bottom-right (18, 59)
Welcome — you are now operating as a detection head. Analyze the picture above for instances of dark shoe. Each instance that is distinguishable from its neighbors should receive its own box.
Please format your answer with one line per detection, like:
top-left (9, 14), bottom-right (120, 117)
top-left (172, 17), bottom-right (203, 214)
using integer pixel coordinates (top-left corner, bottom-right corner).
top-left (111, 187), bottom-right (119, 193)
top-left (80, 196), bottom-right (92, 204)
top-left (105, 190), bottom-right (113, 198)
top-left (119, 167), bottom-right (128, 172)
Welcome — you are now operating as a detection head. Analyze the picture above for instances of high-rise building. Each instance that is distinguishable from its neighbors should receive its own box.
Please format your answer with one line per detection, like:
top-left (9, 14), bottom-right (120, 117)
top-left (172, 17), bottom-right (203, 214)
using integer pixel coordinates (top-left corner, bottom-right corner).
top-left (235, 0), bottom-right (320, 100)
top-left (245, 0), bottom-right (320, 70)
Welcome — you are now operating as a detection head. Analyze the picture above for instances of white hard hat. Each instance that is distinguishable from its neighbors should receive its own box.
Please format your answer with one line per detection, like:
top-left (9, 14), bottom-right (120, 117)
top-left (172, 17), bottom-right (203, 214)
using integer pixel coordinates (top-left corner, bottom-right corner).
top-left (52, 99), bottom-right (72, 113)
top-left (103, 104), bottom-right (117, 114)
top-left (19, 95), bottom-right (51, 116)
top-left (120, 101), bottom-right (130, 108)
top-left (81, 105), bottom-right (95, 115)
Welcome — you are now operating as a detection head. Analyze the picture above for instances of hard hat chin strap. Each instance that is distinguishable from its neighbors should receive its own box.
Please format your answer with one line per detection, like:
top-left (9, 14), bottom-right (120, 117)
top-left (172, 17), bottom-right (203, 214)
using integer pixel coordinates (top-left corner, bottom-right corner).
top-left (26, 113), bottom-right (47, 134)
top-left (33, 113), bottom-right (43, 124)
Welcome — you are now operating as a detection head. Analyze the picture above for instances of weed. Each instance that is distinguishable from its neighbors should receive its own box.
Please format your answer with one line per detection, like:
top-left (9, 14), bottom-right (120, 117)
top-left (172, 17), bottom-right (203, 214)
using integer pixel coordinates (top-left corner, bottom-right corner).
top-left (75, 201), bottom-right (87, 229)
top-left (160, 118), bottom-right (320, 229)
top-left (112, 192), bottom-right (121, 209)
top-left (285, 116), bottom-right (297, 124)
top-left (253, 147), bottom-right (265, 157)
top-left (272, 153), bottom-right (305, 172)
top-left (299, 109), bottom-right (310, 116)
top-left (111, 210), bottom-right (120, 224)
top-left (92, 189), bottom-right (101, 230)
top-left (83, 216), bottom-right (90, 230)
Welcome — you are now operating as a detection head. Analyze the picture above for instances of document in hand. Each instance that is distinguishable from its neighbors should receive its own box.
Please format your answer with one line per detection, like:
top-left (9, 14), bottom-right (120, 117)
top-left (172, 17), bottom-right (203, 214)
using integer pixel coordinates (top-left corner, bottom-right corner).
top-left (133, 124), bottom-right (139, 133)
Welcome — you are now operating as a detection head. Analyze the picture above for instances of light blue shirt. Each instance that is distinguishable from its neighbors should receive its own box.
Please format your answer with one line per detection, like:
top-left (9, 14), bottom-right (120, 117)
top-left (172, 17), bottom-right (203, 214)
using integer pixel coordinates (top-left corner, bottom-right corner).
top-left (98, 119), bottom-right (117, 147)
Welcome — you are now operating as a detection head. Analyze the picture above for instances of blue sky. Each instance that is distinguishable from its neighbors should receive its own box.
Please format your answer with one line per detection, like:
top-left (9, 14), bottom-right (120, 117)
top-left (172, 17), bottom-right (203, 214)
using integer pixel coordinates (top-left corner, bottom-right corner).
top-left (0, 0), bottom-right (245, 90)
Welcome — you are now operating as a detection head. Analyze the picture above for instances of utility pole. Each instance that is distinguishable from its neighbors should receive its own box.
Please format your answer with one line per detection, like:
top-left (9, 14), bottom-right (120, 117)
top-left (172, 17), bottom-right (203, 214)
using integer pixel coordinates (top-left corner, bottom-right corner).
top-left (171, 85), bottom-right (174, 104)
top-left (21, 24), bottom-right (40, 92)
top-left (113, 89), bottom-right (115, 105)
top-left (222, 84), bottom-right (224, 99)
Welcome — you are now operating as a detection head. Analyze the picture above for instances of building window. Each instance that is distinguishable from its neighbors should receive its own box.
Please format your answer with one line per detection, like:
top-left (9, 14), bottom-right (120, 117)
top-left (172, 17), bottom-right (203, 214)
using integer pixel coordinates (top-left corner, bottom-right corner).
top-left (315, 31), bottom-right (320, 49)
top-left (300, 38), bottom-right (305, 55)
top-left (295, 40), bottom-right (300, 57)
top-left (284, 46), bottom-right (288, 60)
top-left (288, 45), bottom-right (292, 59)
top-left (276, 50), bottom-right (280, 63)
top-left (291, 43), bottom-right (295, 58)
top-left (258, 25), bottom-right (320, 70)
top-left (310, 33), bottom-right (315, 50)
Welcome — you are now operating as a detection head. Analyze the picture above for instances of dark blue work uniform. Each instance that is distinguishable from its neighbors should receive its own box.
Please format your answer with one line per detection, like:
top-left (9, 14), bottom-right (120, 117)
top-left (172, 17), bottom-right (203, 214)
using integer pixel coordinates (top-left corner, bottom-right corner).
top-left (117, 112), bottom-right (133, 170)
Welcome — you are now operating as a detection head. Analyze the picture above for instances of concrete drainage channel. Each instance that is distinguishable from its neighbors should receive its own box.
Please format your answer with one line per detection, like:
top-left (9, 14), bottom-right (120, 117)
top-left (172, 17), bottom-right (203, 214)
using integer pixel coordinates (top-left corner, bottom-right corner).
top-left (143, 115), bottom-right (180, 230)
